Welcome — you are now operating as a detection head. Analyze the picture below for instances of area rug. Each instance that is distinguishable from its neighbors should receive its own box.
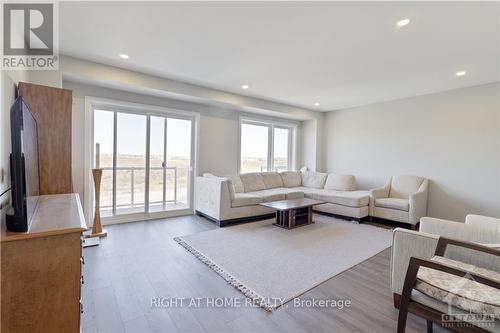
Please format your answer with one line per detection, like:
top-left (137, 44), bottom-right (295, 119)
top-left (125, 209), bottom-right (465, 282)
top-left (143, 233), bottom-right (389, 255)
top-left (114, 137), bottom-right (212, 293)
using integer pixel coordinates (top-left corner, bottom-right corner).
top-left (174, 215), bottom-right (392, 311)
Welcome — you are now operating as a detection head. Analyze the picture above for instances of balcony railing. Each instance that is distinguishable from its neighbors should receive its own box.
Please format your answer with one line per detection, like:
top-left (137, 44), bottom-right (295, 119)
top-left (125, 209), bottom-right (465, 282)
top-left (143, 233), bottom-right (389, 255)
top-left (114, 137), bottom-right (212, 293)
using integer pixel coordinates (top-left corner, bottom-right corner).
top-left (100, 166), bottom-right (179, 209)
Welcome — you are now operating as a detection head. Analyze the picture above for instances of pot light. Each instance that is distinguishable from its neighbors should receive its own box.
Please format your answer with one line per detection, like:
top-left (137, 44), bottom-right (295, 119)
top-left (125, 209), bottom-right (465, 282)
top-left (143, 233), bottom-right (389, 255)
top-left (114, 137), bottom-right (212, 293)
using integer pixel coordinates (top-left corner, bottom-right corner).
top-left (396, 18), bottom-right (410, 27)
top-left (314, 102), bottom-right (320, 107)
top-left (119, 53), bottom-right (129, 59)
top-left (241, 84), bottom-right (249, 90)
top-left (455, 71), bottom-right (467, 77)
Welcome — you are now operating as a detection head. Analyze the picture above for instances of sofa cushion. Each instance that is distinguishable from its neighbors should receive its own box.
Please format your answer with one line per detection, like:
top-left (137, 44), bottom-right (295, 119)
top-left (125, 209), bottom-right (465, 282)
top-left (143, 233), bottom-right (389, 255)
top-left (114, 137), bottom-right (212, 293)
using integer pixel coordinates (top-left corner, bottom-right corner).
top-left (250, 189), bottom-right (286, 202)
top-left (375, 198), bottom-right (409, 211)
top-left (280, 171), bottom-right (302, 187)
top-left (231, 193), bottom-right (263, 208)
top-left (390, 176), bottom-right (424, 199)
top-left (415, 256), bottom-right (500, 317)
top-left (240, 173), bottom-right (266, 192)
top-left (225, 174), bottom-right (244, 193)
top-left (324, 173), bottom-right (356, 191)
top-left (309, 190), bottom-right (370, 208)
top-left (302, 171), bottom-right (328, 189)
top-left (261, 172), bottom-right (284, 189)
top-left (285, 191), bottom-right (305, 200)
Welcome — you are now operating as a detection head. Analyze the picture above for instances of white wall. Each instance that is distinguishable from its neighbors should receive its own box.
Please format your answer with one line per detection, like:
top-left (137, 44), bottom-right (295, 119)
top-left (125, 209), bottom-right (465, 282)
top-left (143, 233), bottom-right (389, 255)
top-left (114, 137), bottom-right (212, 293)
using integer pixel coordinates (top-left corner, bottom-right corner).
top-left (325, 83), bottom-right (500, 221)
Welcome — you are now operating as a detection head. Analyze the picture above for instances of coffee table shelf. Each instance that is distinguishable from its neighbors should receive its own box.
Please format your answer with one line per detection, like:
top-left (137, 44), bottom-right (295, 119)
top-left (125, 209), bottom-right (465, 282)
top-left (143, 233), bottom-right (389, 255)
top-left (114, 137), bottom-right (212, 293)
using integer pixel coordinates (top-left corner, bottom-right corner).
top-left (260, 198), bottom-right (326, 229)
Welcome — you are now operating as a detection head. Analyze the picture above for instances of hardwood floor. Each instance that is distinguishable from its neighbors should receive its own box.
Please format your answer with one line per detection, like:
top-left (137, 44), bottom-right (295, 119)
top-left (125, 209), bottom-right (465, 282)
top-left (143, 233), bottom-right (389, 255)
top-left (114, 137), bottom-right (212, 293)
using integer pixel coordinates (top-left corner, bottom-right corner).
top-left (81, 215), bottom-right (448, 333)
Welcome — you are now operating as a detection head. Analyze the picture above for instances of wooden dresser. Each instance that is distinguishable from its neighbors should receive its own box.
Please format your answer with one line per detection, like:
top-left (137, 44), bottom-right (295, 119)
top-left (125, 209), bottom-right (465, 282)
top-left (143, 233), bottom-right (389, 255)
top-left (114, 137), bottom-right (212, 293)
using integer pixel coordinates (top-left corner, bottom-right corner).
top-left (1, 193), bottom-right (87, 333)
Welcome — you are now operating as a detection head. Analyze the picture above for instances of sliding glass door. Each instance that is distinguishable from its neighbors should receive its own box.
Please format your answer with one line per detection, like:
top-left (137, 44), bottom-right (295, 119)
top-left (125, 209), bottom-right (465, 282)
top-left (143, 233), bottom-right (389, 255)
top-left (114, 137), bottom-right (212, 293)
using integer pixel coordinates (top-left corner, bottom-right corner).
top-left (93, 109), bottom-right (193, 219)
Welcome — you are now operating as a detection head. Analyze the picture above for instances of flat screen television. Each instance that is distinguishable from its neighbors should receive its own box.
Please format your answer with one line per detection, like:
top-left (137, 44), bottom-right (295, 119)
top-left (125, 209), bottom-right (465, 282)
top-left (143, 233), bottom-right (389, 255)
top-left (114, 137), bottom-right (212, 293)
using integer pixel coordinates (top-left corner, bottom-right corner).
top-left (6, 96), bottom-right (40, 232)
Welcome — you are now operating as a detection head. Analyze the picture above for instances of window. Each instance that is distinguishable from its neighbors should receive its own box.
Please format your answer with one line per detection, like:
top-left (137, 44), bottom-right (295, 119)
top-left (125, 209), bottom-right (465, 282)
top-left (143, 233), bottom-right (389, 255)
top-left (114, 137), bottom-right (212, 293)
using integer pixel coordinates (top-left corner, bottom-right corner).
top-left (239, 119), bottom-right (294, 173)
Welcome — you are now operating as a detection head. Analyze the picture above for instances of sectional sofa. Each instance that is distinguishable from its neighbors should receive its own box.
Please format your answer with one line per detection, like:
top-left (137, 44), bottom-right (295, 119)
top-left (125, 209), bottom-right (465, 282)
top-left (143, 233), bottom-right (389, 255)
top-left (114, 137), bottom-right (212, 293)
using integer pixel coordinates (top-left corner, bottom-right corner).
top-left (194, 171), bottom-right (370, 226)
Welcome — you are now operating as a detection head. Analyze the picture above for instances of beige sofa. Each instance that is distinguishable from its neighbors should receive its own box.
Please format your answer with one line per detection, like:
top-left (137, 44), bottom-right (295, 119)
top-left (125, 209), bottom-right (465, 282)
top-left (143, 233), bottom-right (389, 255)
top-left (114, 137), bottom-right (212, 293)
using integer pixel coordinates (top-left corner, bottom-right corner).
top-left (194, 171), bottom-right (370, 226)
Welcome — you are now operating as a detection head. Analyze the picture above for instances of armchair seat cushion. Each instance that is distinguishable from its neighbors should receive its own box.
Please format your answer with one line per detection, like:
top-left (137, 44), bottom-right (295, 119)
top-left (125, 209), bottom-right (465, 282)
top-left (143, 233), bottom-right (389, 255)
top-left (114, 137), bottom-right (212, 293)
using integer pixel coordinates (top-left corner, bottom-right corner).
top-left (415, 256), bottom-right (500, 317)
top-left (231, 193), bottom-right (263, 208)
top-left (375, 198), bottom-right (409, 211)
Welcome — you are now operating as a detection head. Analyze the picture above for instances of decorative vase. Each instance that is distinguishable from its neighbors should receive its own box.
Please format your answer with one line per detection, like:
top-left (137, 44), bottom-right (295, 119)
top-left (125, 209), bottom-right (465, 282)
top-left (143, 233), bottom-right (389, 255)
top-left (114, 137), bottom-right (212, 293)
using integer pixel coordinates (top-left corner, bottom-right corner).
top-left (88, 168), bottom-right (107, 238)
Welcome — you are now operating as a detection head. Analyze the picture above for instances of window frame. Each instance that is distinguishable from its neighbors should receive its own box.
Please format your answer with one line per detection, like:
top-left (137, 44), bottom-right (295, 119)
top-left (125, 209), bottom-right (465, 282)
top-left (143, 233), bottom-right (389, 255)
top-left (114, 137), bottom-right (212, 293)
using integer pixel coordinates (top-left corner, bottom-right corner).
top-left (238, 117), bottom-right (296, 174)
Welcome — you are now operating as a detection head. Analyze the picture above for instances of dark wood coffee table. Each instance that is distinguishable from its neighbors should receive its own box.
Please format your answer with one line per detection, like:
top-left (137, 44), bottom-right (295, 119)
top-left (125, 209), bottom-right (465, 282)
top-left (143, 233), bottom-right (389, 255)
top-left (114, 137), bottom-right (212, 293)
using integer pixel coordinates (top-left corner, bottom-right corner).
top-left (260, 198), bottom-right (325, 229)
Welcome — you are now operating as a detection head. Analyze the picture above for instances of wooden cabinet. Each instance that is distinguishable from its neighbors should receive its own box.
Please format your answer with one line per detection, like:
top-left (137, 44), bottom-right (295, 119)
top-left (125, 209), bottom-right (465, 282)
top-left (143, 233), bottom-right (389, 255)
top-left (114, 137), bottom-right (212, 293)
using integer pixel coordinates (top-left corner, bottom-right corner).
top-left (1, 194), bottom-right (87, 333)
top-left (17, 82), bottom-right (73, 195)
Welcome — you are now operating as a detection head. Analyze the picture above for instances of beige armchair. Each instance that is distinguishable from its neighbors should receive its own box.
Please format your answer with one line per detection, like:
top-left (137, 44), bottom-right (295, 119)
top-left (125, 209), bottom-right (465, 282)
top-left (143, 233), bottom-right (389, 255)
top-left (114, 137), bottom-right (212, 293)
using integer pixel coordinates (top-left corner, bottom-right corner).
top-left (369, 176), bottom-right (429, 229)
top-left (391, 214), bottom-right (500, 315)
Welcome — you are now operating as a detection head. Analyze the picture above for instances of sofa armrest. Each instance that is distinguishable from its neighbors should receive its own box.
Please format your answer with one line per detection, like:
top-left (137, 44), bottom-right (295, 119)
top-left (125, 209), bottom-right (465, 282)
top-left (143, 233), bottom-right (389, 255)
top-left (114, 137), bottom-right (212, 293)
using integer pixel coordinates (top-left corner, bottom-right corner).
top-left (194, 176), bottom-right (232, 221)
top-left (465, 214), bottom-right (500, 229)
top-left (369, 178), bottom-right (391, 215)
top-left (391, 228), bottom-right (439, 294)
top-left (409, 179), bottom-right (428, 224)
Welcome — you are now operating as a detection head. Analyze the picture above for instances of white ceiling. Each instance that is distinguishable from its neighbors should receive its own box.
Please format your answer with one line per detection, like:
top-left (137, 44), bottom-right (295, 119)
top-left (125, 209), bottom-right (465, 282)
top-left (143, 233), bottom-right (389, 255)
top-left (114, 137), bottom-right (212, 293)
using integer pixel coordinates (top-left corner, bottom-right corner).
top-left (60, 2), bottom-right (500, 111)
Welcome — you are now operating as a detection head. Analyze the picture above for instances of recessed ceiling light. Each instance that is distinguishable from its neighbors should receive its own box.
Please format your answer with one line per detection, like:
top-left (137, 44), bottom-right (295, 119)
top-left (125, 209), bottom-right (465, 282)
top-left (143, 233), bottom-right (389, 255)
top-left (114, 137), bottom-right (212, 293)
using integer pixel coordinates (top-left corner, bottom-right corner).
top-left (455, 71), bottom-right (467, 77)
top-left (241, 84), bottom-right (249, 90)
top-left (314, 102), bottom-right (320, 107)
top-left (396, 18), bottom-right (410, 27)
top-left (119, 53), bottom-right (129, 59)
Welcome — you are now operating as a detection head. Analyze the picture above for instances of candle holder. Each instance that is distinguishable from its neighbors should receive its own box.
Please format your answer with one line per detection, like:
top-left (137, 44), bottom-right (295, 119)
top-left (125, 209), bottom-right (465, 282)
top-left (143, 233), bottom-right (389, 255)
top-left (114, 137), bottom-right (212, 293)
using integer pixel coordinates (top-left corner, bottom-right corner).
top-left (87, 168), bottom-right (107, 238)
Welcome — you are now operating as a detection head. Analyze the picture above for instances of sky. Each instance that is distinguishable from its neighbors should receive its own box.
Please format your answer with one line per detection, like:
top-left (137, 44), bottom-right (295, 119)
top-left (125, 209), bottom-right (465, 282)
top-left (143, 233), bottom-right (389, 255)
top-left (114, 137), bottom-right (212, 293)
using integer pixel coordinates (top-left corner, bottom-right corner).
top-left (241, 123), bottom-right (289, 158)
top-left (94, 110), bottom-right (191, 157)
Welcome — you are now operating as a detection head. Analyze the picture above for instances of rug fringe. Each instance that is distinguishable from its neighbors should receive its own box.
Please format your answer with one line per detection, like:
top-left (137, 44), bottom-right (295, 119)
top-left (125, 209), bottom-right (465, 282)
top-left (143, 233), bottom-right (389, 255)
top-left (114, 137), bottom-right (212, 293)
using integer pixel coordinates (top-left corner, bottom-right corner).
top-left (174, 237), bottom-right (275, 312)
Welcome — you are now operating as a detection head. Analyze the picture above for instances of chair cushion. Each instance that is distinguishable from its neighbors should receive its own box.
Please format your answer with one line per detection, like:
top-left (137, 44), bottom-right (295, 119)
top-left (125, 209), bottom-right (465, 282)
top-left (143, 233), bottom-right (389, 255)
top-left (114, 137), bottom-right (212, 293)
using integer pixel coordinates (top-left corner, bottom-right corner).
top-left (261, 172), bottom-right (284, 189)
top-left (324, 173), bottom-right (356, 191)
top-left (240, 173), bottom-right (266, 192)
top-left (302, 171), bottom-right (328, 189)
top-left (390, 175), bottom-right (424, 199)
top-left (309, 190), bottom-right (369, 208)
top-left (415, 256), bottom-right (500, 317)
top-left (375, 198), bottom-right (409, 211)
top-left (249, 189), bottom-right (286, 202)
top-left (280, 171), bottom-right (302, 187)
top-left (410, 290), bottom-right (500, 333)
top-left (231, 193), bottom-right (263, 208)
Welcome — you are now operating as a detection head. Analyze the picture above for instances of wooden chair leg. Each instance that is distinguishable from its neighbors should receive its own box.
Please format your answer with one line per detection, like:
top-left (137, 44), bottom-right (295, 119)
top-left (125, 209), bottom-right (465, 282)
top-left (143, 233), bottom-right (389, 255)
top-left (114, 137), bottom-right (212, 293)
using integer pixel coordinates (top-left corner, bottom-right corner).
top-left (397, 300), bottom-right (409, 333)
top-left (397, 259), bottom-right (420, 333)
top-left (393, 293), bottom-right (401, 309)
top-left (426, 320), bottom-right (433, 333)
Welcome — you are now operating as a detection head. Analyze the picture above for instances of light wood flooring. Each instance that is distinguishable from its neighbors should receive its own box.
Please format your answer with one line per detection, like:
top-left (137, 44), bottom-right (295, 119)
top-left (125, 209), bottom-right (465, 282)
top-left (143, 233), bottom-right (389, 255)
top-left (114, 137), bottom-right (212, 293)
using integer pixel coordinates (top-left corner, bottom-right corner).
top-left (81, 214), bottom-right (448, 333)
